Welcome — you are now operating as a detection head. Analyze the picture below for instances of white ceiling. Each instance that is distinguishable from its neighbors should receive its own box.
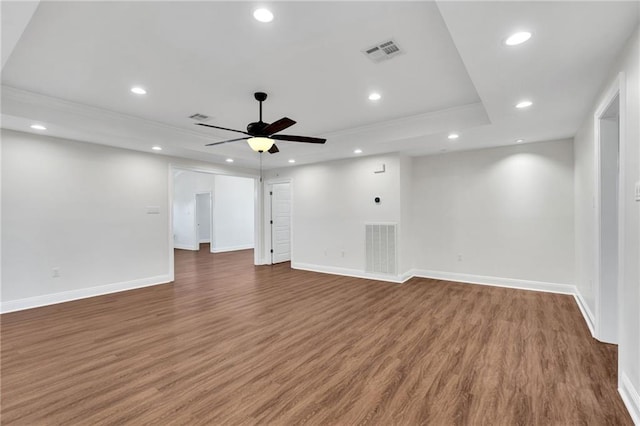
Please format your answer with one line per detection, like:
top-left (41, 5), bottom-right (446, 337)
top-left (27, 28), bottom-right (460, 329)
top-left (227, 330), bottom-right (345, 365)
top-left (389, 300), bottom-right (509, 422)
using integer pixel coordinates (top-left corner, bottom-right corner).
top-left (1, 1), bottom-right (638, 170)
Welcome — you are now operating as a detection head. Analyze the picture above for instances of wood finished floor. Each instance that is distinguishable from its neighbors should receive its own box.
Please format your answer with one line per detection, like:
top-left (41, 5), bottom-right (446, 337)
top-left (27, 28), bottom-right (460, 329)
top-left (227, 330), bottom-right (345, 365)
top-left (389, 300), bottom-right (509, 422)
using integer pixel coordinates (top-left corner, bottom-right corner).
top-left (1, 246), bottom-right (632, 425)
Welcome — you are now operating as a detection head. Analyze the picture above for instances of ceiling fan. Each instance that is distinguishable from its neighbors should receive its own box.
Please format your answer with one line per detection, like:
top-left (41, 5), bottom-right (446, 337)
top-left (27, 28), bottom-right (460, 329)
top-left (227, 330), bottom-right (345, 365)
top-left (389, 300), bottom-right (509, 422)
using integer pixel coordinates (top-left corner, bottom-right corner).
top-left (196, 92), bottom-right (326, 154)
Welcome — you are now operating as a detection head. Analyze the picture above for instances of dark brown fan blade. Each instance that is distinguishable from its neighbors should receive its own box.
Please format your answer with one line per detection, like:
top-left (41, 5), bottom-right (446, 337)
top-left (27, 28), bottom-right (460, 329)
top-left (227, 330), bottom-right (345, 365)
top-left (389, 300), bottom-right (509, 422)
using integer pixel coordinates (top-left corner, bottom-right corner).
top-left (262, 117), bottom-right (296, 135)
top-left (271, 134), bottom-right (326, 144)
top-left (205, 137), bottom-right (249, 146)
top-left (268, 144), bottom-right (279, 154)
top-left (196, 123), bottom-right (250, 136)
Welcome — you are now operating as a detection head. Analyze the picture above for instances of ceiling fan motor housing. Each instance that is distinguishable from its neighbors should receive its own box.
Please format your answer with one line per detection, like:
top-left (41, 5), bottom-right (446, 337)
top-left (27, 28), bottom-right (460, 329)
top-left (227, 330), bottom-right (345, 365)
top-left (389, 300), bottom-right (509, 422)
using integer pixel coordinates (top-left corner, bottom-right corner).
top-left (247, 121), bottom-right (268, 135)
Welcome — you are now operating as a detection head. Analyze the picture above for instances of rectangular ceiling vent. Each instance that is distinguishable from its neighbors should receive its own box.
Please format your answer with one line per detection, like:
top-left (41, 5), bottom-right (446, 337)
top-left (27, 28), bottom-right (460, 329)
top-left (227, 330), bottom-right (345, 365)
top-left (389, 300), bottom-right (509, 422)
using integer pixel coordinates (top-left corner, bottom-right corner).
top-left (362, 39), bottom-right (403, 63)
top-left (189, 113), bottom-right (210, 121)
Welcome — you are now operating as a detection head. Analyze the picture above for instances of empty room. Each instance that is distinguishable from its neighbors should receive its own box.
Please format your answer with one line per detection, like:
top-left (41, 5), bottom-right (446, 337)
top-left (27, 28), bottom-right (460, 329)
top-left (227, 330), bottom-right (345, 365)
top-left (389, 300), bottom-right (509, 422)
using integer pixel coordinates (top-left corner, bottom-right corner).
top-left (1, 1), bottom-right (639, 424)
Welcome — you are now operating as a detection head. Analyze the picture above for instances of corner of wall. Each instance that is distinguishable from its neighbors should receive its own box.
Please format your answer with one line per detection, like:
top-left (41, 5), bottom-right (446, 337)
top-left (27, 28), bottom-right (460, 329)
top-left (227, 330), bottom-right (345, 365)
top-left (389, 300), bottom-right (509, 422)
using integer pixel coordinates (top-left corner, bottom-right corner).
top-left (619, 373), bottom-right (640, 426)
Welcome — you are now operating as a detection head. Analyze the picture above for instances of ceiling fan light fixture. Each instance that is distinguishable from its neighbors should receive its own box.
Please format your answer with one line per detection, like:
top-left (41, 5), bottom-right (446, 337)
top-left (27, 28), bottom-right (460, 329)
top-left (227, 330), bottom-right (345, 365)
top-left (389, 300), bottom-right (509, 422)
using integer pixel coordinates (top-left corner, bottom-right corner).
top-left (247, 137), bottom-right (274, 152)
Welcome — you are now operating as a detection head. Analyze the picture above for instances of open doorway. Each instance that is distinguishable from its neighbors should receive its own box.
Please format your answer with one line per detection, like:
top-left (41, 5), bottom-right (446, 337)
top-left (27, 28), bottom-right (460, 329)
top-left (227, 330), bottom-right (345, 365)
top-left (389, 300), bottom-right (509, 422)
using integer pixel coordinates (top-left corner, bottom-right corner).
top-left (595, 85), bottom-right (622, 345)
top-left (172, 168), bottom-right (256, 256)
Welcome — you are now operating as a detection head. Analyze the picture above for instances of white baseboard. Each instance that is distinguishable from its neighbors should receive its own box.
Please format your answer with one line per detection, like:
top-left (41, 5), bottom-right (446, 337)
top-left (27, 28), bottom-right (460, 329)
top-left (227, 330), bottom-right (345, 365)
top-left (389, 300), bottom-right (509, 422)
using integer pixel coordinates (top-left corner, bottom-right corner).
top-left (211, 244), bottom-right (254, 253)
top-left (408, 269), bottom-right (576, 295)
top-left (292, 262), bottom-right (405, 284)
top-left (174, 244), bottom-right (197, 251)
top-left (0, 275), bottom-right (172, 314)
top-left (573, 289), bottom-right (596, 337)
top-left (620, 373), bottom-right (640, 425)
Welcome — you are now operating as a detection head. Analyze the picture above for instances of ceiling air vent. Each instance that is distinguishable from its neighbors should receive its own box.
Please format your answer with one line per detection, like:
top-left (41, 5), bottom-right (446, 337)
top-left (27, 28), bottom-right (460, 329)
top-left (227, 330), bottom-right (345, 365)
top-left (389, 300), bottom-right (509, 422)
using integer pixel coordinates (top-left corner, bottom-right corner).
top-left (189, 113), bottom-right (210, 121)
top-left (362, 39), bottom-right (403, 63)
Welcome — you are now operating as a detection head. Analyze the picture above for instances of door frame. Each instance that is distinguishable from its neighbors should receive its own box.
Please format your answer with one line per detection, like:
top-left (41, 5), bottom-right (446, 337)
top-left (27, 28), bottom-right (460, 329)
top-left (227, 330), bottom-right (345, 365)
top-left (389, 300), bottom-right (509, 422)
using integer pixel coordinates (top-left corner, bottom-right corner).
top-left (593, 72), bottom-right (626, 345)
top-left (263, 178), bottom-right (293, 265)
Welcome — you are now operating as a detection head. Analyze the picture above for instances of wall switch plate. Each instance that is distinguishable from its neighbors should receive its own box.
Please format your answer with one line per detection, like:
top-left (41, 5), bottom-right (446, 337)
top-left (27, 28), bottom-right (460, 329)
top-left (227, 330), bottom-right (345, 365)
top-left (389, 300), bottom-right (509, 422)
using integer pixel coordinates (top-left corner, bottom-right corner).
top-left (635, 181), bottom-right (640, 202)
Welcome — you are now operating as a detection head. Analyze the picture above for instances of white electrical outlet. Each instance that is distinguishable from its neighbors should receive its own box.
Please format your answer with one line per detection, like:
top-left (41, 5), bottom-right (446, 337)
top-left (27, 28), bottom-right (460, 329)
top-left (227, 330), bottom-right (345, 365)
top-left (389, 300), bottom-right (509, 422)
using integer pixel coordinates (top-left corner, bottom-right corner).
top-left (457, 254), bottom-right (463, 261)
top-left (635, 181), bottom-right (640, 202)
top-left (52, 267), bottom-right (60, 278)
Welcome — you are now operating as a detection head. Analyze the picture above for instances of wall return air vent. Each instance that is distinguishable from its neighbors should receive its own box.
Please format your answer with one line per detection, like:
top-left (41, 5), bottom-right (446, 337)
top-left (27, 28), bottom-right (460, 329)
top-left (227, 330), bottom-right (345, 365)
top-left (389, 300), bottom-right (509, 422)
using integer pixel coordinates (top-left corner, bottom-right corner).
top-left (365, 223), bottom-right (397, 275)
top-left (362, 39), bottom-right (403, 63)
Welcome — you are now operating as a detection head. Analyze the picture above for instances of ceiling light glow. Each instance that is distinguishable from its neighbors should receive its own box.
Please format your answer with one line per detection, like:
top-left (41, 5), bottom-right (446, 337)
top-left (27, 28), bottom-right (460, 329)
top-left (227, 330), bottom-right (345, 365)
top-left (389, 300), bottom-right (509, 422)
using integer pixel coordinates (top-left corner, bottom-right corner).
top-left (30, 124), bottom-right (46, 130)
top-left (516, 100), bottom-right (533, 109)
top-left (288, 159), bottom-right (296, 163)
top-left (505, 31), bottom-right (532, 46)
top-left (152, 146), bottom-right (162, 151)
top-left (448, 133), bottom-right (459, 140)
top-left (226, 158), bottom-right (234, 163)
top-left (516, 139), bottom-right (524, 143)
top-left (131, 86), bottom-right (147, 95)
top-left (247, 137), bottom-right (274, 152)
top-left (368, 93), bottom-right (381, 101)
top-left (354, 149), bottom-right (363, 154)
top-left (253, 8), bottom-right (273, 23)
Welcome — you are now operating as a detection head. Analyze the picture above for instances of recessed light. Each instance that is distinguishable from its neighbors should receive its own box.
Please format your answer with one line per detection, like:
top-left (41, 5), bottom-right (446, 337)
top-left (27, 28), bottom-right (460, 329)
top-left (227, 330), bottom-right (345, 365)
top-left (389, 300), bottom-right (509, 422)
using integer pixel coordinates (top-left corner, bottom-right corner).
top-left (288, 159), bottom-right (296, 163)
top-left (516, 100), bottom-right (533, 109)
top-left (152, 146), bottom-right (162, 151)
top-left (131, 86), bottom-right (147, 95)
top-left (448, 133), bottom-right (459, 140)
top-left (354, 149), bottom-right (363, 154)
top-left (253, 8), bottom-right (273, 23)
top-left (516, 139), bottom-right (524, 143)
top-left (30, 124), bottom-right (46, 130)
top-left (368, 92), bottom-right (381, 101)
top-left (505, 31), bottom-right (532, 46)
top-left (225, 158), bottom-right (234, 163)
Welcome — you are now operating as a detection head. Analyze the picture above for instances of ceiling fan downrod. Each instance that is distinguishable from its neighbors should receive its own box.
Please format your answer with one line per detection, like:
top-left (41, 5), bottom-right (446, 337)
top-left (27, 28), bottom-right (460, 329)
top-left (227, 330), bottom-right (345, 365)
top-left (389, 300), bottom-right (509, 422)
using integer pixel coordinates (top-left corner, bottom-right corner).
top-left (255, 92), bottom-right (267, 123)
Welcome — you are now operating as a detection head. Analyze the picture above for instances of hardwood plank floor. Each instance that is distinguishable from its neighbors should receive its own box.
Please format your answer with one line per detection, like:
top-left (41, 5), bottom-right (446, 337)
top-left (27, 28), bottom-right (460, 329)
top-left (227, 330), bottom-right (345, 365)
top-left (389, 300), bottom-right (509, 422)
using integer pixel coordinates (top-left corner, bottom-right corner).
top-left (1, 246), bottom-right (632, 425)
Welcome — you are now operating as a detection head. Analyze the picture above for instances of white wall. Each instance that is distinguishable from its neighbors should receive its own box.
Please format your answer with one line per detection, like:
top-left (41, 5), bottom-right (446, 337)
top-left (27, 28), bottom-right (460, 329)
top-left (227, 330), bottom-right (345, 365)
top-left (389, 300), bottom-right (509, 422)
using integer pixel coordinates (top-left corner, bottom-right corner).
top-left (266, 145), bottom-right (574, 289)
top-left (264, 154), bottom-right (403, 278)
top-left (1, 129), bottom-right (256, 312)
top-left (399, 155), bottom-right (413, 276)
top-left (213, 175), bottom-right (254, 252)
top-left (410, 140), bottom-right (575, 288)
top-left (574, 28), bottom-right (639, 421)
top-left (173, 170), bottom-right (254, 252)
top-left (2, 130), bottom-right (170, 307)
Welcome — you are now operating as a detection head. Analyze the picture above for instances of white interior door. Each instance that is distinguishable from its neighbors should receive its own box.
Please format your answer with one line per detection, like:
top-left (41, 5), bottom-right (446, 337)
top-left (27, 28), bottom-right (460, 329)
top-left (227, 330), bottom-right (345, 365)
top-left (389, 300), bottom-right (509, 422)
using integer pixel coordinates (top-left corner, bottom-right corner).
top-left (196, 193), bottom-right (211, 245)
top-left (270, 183), bottom-right (291, 264)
